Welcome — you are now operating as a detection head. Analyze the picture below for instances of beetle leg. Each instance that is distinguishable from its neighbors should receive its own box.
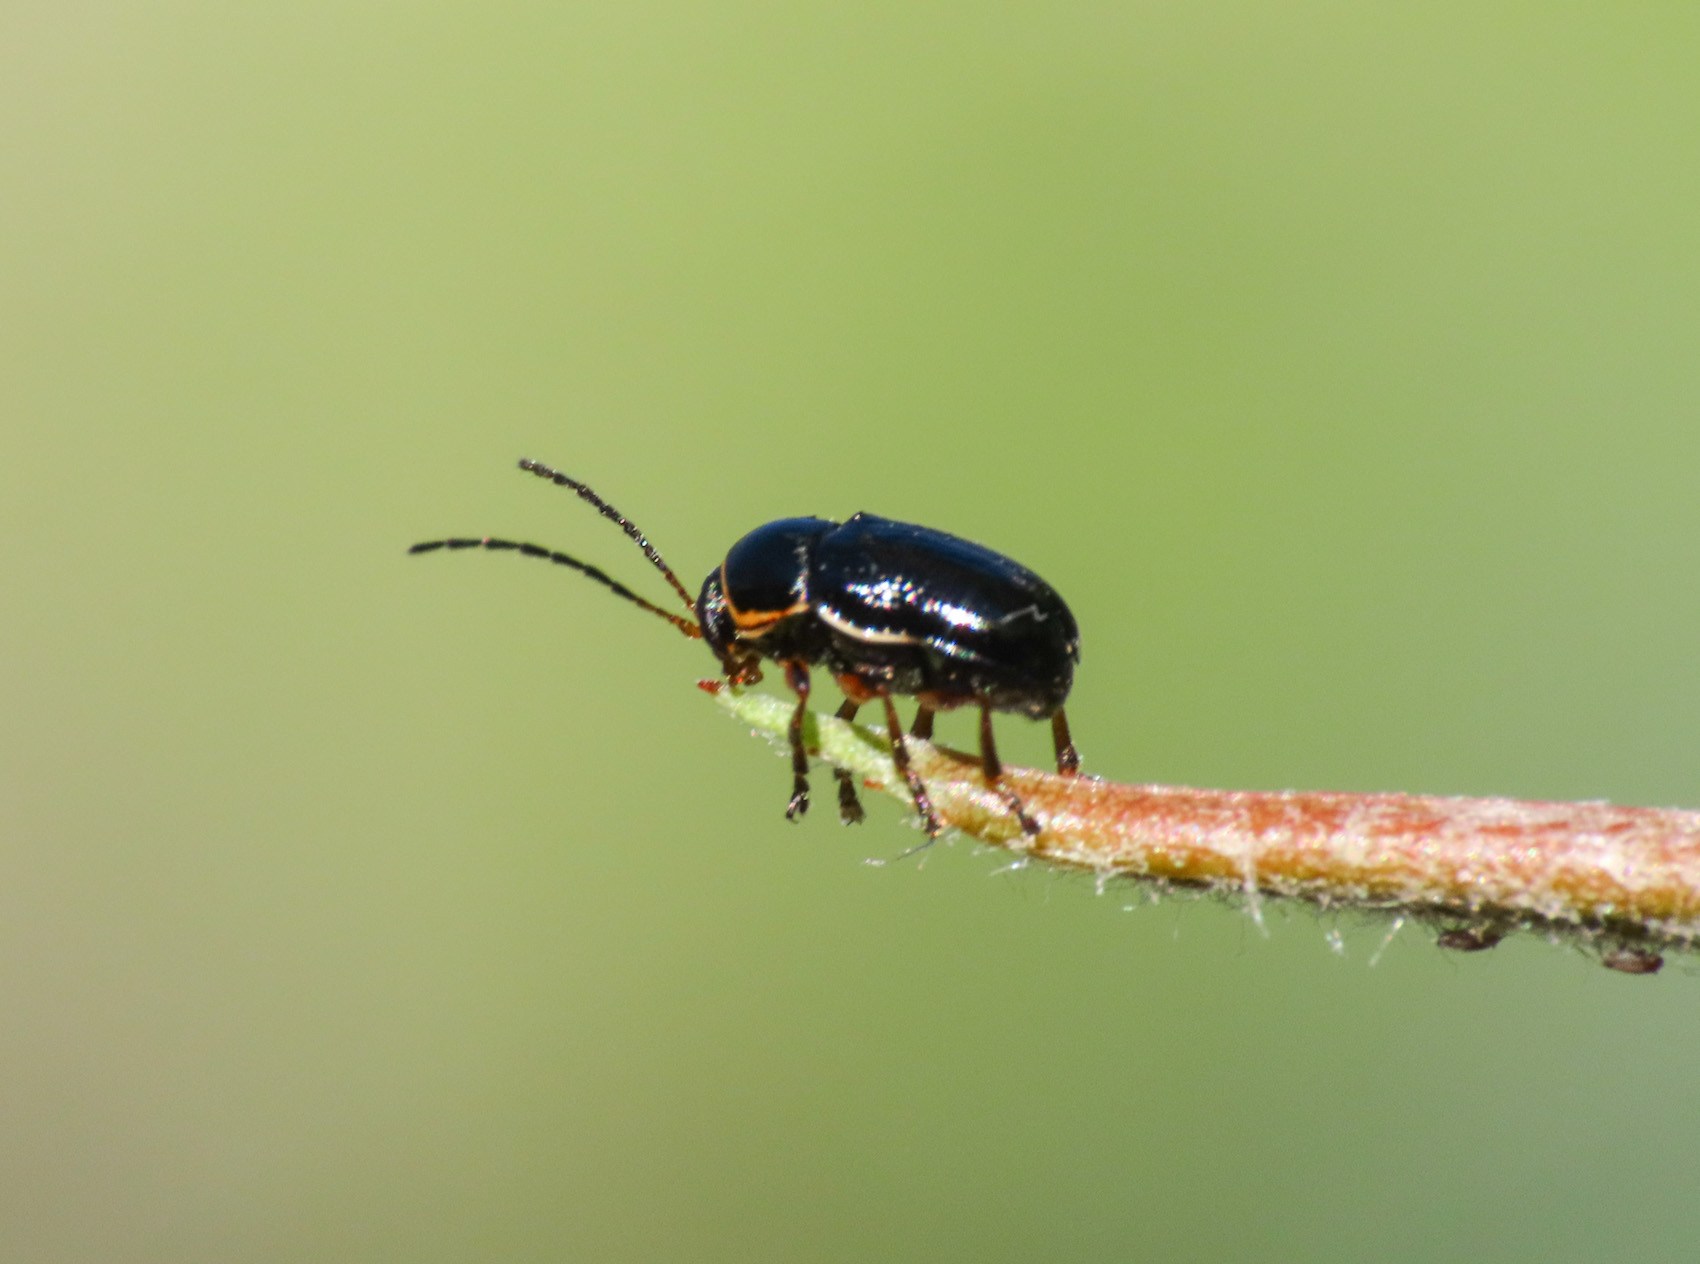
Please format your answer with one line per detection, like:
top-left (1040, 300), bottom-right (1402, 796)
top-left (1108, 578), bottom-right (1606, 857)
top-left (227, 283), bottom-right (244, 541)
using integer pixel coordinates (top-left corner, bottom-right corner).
top-left (909, 705), bottom-right (935, 741)
top-left (783, 660), bottom-right (812, 821)
top-left (882, 696), bottom-right (942, 838)
top-left (1051, 708), bottom-right (1080, 776)
top-left (832, 699), bottom-right (865, 825)
top-left (980, 707), bottom-right (1041, 837)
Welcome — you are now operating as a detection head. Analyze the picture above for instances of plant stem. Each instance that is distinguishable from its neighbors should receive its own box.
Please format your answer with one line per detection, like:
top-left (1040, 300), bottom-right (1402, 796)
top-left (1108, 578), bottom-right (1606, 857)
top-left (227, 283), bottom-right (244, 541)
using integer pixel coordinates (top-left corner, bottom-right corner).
top-left (712, 686), bottom-right (1697, 972)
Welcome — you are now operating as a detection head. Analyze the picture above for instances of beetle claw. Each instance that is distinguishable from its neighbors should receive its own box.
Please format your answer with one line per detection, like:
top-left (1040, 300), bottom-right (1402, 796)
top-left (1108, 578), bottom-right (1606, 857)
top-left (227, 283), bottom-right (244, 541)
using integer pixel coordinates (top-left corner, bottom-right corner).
top-left (785, 786), bottom-right (809, 821)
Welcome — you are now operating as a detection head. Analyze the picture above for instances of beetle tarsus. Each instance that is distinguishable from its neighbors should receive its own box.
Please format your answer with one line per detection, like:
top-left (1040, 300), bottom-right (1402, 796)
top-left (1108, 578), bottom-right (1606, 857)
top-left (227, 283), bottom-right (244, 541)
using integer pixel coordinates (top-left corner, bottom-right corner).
top-left (786, 784), bottom-right (810, 821)
top-left (832, 699), bottom-right (866, 824)
top-left (834, 772), bottom-right (865, 824)
top-left (982, 779), bottom-right (1043, 836)
top-left (980, 706), bottom-right (1041, 837)
top-left (1001, 796), bottom-right (1042, 837)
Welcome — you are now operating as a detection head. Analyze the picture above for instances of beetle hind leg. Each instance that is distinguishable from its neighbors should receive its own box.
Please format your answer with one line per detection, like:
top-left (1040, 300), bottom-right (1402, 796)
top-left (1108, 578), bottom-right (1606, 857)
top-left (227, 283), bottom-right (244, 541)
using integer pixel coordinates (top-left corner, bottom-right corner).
top-left (980, 707), bottom-right (1042, 837)
top-left (1051, 708), bottom-right (1080, 776)
top-left (782, 661), bottom-right (812, 821)
top-left (832, 699), bottom-right (865, 825)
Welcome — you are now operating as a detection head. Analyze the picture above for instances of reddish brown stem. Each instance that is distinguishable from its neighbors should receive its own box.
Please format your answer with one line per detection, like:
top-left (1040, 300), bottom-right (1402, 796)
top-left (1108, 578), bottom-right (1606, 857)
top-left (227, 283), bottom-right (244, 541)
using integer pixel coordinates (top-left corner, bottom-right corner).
top-left (910, 743), bottom-right (1700, 947)
top-left (715, 688), bottom-right (1697, 969)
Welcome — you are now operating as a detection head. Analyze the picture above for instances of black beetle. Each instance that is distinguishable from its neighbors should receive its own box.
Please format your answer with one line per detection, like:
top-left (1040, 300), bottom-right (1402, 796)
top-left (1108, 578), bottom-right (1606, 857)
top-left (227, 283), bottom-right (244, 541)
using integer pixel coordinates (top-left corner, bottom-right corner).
top-left (410, 458), bottom-right (1082, 838)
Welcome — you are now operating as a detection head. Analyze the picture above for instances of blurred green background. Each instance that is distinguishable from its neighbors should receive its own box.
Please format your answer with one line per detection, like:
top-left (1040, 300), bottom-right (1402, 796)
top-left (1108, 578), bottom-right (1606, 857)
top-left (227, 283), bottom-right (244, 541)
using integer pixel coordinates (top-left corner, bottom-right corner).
top-left (5, 3), bottom-right (1700, 1260)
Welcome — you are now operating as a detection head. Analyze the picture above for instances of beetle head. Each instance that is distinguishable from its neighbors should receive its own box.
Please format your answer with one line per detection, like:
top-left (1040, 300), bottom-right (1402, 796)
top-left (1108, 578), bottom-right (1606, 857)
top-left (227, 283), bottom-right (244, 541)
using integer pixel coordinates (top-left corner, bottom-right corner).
top-left (695, 569), bottom-right (764, 685)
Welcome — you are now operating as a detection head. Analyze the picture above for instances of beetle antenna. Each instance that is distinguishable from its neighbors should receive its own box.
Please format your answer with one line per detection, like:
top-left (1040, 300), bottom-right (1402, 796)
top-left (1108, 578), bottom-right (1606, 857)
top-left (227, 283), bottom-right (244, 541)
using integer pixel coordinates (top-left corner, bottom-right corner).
top-left (407, 537), bottom-right (703, 640)
top-left (517, 458), bottom-right (698, 615)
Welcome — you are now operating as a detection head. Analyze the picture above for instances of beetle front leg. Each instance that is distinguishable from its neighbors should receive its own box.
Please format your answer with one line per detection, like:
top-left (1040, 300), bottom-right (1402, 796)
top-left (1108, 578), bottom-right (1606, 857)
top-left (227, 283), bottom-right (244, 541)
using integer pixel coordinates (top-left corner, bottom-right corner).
top-left (832, 699), bottom-right (865, 825)
top-left (882, 696), bottom-right (942, 838)
top-left (980, 707), bottom-right (1041, 837)
top-left (783, 660), bottom-right (812, 821)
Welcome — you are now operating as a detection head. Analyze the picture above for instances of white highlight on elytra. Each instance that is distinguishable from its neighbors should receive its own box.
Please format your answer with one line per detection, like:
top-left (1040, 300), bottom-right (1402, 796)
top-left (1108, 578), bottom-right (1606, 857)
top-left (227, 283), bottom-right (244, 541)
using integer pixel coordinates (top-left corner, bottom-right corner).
top-left (814, 604), bottom-right (918, 645)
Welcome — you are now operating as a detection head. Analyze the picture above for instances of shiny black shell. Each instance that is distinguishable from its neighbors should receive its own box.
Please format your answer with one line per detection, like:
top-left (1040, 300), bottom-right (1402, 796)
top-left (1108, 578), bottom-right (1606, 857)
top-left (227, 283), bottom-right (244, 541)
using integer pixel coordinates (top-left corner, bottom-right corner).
top-left (695, 512), bottom-right (1079, 718)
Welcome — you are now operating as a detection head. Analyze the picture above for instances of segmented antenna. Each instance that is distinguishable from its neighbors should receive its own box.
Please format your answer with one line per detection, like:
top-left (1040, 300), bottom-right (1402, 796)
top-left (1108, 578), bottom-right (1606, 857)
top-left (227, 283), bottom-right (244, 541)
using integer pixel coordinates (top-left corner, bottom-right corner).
top-left (407, 536), bottom-right (702, 640)
top-left (517, 458), bottom-right (697, 615)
